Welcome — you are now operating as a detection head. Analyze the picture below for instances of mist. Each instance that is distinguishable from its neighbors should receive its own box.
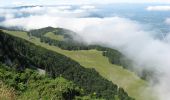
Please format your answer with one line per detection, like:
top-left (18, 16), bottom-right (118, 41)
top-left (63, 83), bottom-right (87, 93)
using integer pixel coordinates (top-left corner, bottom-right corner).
top-left (0, 5), bottom-right (170, 100)
top-left (166, 18), bottom-right (170, 25)
top-left (147, 6), bottom-right (170, 11)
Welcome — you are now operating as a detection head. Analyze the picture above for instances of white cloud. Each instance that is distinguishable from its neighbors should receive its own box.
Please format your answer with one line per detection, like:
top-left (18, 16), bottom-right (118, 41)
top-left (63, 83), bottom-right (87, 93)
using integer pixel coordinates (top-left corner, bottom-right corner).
top-left (80, 5), bottom-right (96, 9)
top-left (0, 5), bottom-right (96, 19)
top-left (147, 6), bottom-right (170, 11)
top-left (165, 18), bottom-right (170, 24)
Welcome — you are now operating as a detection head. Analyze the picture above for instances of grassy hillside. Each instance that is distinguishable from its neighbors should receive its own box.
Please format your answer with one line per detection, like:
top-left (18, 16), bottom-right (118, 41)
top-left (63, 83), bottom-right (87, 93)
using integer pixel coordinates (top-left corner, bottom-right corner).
top-left (2, 29), bottom-right (156, 100)
top-left (44, 32), bottom-right (64, 41)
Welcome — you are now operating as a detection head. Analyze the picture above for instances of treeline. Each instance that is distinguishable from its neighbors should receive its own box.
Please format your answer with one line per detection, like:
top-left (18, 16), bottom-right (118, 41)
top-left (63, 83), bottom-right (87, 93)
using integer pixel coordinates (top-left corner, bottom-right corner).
top-left (29, 27), bottom-right (132, 69)
top-left (0, 30), bottom-right (134, 100)
top-left (29, 26), bottom-right (73, 39)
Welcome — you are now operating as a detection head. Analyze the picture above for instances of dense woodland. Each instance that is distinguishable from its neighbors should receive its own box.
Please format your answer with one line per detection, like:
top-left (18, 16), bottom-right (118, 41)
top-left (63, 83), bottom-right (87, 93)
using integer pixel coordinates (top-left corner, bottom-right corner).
top-left (0, 63), bottom-right (102, 100)
top-left (0, 30), bottom-right (134, 100)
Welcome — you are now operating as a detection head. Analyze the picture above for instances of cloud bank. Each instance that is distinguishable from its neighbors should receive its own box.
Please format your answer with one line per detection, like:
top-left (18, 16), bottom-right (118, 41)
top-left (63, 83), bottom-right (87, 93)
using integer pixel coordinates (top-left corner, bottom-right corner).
top-left (1, 5), bottom-right (170, 100)
top-left (147, 6), bottom-right (170, 11)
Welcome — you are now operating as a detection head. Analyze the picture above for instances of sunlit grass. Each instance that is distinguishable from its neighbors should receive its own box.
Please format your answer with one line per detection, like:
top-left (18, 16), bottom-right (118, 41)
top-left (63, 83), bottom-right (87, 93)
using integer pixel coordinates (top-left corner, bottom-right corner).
top-left (44, 32), bottom-right (64, 41)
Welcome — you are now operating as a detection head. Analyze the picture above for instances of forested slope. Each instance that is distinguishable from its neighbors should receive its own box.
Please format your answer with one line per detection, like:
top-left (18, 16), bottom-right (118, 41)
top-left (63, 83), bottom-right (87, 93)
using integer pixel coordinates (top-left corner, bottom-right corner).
top-left (0, 30), bottom-right (134, 100)
top-left (0, 63), bottom-right (102, 100)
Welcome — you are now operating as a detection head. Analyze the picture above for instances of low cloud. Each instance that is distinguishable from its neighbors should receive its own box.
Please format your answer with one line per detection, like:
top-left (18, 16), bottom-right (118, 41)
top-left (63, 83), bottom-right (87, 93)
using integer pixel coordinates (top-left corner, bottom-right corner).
top-left (80, 5), bottom-right (96, 10)
top-left (147, 6), bottom-right (170, 11)
top-left (0, 5), bottom-right (96, 20)
top-left (165, 18), bottom-right (170, 25)
top-left (1, 5), bottom-right (170, 100)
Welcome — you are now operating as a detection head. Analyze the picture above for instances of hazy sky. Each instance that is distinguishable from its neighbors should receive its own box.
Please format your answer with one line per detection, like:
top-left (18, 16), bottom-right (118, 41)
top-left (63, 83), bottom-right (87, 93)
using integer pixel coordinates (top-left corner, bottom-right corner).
top-left (0, 0), bottom-right (170, 6)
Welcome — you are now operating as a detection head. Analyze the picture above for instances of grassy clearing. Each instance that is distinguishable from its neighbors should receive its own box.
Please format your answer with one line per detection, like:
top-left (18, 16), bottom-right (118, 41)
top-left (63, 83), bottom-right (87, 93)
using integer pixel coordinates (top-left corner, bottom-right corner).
top-left (44, 32), bottom-right (64, 41)
top-left (2, 30), bottom-right (156, 100)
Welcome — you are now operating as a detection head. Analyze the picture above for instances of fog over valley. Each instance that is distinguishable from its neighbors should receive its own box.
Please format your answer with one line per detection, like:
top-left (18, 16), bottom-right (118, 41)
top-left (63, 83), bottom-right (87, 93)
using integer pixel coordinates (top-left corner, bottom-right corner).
top-left (0, 3), bottom-right (170, 100)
